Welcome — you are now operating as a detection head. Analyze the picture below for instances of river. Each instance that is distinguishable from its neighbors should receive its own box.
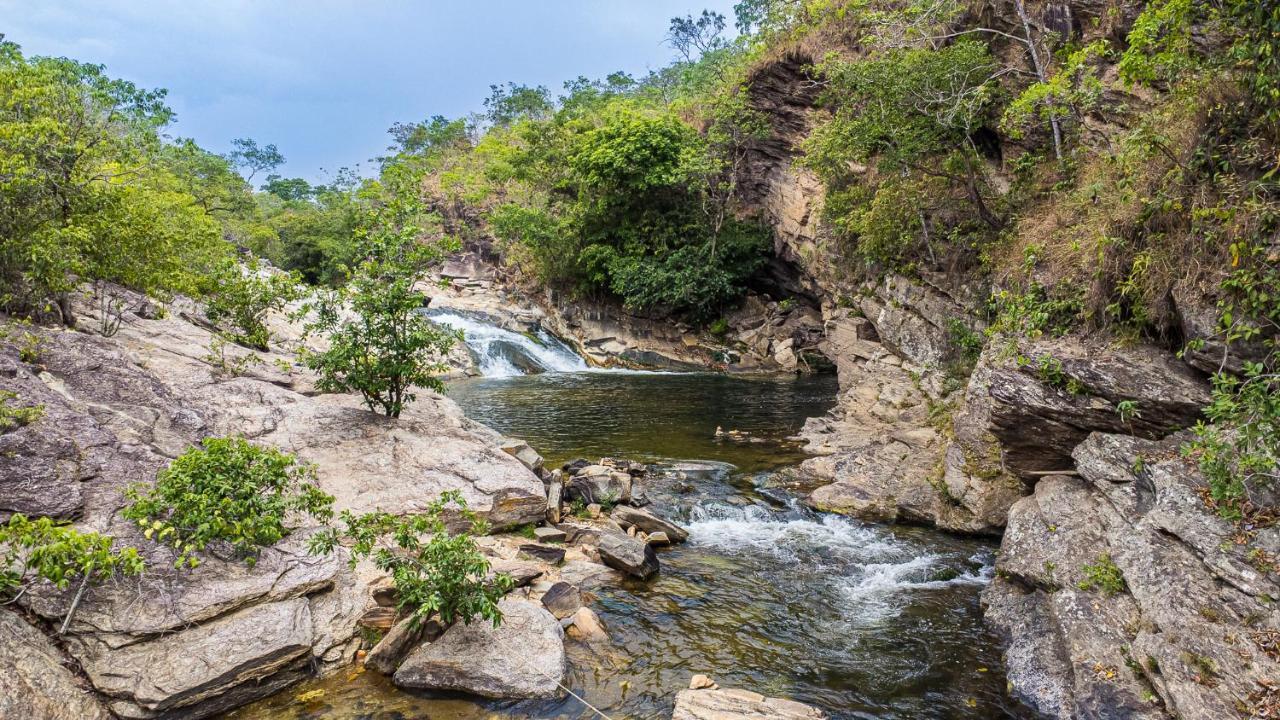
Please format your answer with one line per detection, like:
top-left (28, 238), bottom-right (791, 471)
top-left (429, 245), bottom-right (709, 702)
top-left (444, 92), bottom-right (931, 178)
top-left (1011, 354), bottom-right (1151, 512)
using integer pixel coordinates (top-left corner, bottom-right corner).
top-left (226, 317), bottom-right (1026, 720)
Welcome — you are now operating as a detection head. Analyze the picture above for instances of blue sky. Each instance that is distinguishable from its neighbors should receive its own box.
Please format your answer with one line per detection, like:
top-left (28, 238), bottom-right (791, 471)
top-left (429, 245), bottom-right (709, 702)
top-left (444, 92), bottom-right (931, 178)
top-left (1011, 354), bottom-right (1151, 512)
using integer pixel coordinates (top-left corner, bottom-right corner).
top-left (2, 0), bottom-right (736, 182)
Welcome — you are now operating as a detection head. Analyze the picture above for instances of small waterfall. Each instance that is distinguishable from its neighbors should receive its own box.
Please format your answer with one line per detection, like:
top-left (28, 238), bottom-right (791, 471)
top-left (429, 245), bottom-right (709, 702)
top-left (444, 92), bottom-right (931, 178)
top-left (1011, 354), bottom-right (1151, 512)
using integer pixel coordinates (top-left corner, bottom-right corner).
top-left (428, 311), bottom-right (588, 377)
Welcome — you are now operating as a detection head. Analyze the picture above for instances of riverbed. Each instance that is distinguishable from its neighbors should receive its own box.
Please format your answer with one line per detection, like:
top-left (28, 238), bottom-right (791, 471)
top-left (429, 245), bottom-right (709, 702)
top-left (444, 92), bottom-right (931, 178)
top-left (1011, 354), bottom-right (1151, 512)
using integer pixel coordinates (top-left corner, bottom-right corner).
top-left (227, 371), bottom-right (1025, 720)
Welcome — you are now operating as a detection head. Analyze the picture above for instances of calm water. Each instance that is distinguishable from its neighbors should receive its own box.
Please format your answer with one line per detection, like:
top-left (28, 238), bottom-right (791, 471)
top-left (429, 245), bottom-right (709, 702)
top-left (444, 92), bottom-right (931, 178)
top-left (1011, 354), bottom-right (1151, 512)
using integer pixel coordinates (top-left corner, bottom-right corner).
top-left (227, 372), bottom-right (1025, 720)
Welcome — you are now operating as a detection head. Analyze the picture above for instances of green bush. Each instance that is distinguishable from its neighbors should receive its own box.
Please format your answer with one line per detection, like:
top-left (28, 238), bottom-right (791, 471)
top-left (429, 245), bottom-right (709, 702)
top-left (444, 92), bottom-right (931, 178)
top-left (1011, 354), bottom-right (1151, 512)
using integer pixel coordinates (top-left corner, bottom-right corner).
top-left (125, 437), bottom-right (334, 568)
top-left (202, 258), bottom-right (303, 350)
top-left (309, 491), bottom-right (513, 628)
top-left (0, 514), bottom-right (144, 631)
top-left (303, 166), bottom-right (458, 418)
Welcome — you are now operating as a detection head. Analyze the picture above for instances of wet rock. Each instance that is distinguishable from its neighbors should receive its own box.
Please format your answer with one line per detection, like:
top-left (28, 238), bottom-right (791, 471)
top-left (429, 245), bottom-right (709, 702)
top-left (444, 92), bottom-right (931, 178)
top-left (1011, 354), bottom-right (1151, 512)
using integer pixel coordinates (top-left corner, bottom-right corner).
top-left (611, 505), bottom-right (689, 543)
top-left (518, 544), bottom-right (566, 565)
top-left (393, 597), bottom-right (565, 699)
top-left (673, 687), bottom-right (827, 720)
top-left (540, 582), bottom-right (582, 619)
top-left (598, 532), bottom-right (659, 579)
top-left (0, 609), bottom-right (112, 720)
top-left (565, 606), bottom-right (607, 642)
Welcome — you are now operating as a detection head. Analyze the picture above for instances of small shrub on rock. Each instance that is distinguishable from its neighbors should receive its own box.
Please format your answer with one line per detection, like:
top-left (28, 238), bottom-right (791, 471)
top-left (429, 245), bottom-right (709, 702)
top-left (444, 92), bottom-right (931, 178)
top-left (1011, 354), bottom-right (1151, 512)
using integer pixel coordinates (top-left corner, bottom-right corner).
top-left (125, 437), bottom-right (334, 568)
top-left (1078, 553), bottom-right (1127, 596)
top-left (202, 258), bottom-right (302, 350)
top-left (0, 514), bottom-right (144, 632)
top-left (309, 490), bottom-right (513, 628)
top-left (0, 390), bottom-right (43, 431)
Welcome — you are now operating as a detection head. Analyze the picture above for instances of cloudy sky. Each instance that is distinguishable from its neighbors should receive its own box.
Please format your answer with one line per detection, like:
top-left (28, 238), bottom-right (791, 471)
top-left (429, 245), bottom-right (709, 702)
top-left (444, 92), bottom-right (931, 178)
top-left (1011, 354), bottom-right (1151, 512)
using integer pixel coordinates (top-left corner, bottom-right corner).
top-left (2, 0), bottom-right (735, 182)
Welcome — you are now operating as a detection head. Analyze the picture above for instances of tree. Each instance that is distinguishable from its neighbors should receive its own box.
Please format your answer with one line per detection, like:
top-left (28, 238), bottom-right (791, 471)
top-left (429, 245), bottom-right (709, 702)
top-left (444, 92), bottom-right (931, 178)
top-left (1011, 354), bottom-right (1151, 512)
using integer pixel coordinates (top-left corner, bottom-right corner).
top-left (201, 257), bottom-right (303, 350)
top-left (483, 82), bottom-right (552, 127)
top-left (309, 491), bottom-right (513, 628)
top-left (227, 138), bottom-right (284, 182)
top-left (303, 165), bottom-right (458, 417)
top-left (667, 10), bottom-right (727, 61)
top-left (262, 175), bottom-right (314, 201)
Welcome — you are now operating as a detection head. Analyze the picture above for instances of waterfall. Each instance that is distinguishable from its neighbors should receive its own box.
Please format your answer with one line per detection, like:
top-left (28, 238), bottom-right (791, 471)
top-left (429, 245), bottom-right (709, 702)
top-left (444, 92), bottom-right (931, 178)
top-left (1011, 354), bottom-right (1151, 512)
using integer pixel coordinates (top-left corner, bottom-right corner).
top-left (428, 311), bottom-right (589, 377)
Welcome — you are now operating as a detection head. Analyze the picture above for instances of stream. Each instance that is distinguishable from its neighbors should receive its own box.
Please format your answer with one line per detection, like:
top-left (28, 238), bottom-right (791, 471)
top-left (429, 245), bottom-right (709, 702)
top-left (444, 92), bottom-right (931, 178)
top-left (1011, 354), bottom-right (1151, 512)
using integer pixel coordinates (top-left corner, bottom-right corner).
top-left (227, 315), bottom-right (1026, 720)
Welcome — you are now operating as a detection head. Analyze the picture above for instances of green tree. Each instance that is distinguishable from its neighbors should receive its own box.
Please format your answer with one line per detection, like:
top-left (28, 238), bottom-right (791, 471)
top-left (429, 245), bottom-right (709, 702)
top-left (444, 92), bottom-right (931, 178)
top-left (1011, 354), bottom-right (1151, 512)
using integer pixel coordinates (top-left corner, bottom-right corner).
top-left (308, 491), bottom-right (514, 628)
top-left (303, 165), bottom-right (458, 417)
top-left (124, 437), bottom-right (334, 569)
top-left (201, 257), bottom-right (303, 350)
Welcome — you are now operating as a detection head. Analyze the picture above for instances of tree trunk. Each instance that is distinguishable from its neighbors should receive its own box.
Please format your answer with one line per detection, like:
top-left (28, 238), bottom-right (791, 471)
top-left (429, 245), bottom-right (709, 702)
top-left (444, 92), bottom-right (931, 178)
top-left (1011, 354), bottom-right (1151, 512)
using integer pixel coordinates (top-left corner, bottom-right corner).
top-left (1013, 0), bottom-right (1064, 161)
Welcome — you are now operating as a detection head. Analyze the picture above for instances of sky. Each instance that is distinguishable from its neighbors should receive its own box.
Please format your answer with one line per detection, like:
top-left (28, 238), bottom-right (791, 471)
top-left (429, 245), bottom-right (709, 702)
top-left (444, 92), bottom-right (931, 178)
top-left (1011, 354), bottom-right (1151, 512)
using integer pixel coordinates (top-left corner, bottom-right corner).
top-left (2, 0), bottom-right (736, 183)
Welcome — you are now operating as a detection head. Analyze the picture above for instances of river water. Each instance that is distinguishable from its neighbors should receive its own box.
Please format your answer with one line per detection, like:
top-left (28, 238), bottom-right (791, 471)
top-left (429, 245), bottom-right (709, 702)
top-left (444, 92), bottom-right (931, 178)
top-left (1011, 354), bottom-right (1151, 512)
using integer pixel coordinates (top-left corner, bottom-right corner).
top-left (227, 325), bottom-right (1026, 720)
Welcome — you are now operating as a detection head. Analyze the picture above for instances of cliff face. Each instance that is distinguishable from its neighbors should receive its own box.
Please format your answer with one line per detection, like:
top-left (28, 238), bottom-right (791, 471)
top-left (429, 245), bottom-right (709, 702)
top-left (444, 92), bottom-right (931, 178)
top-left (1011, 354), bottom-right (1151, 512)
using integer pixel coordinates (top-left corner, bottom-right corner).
top-left (735, 2), bottom-right (1280, 718)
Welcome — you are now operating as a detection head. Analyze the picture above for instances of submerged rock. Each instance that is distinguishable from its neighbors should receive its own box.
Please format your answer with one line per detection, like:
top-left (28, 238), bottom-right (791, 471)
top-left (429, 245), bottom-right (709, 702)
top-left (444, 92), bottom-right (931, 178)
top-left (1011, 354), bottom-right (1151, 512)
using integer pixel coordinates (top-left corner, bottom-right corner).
top-left (393, 597), bottom-right (566, 699)
top-left (673, 686), bottom-right (827, 720)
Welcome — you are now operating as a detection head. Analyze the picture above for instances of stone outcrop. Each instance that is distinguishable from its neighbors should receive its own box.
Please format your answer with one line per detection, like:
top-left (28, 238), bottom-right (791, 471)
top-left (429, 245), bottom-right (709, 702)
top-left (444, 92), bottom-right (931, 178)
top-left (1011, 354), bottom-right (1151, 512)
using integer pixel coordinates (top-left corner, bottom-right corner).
top-left (597, 532), bottom-right (660, 579)
top-left (0, 284), bottom-right (548, 717)
top-left (0, 610), bottom-right (112, 720)
top-left (393, 596), bottom-right (566, 698)
top-left (984, 432), bottom-right (1280, 720)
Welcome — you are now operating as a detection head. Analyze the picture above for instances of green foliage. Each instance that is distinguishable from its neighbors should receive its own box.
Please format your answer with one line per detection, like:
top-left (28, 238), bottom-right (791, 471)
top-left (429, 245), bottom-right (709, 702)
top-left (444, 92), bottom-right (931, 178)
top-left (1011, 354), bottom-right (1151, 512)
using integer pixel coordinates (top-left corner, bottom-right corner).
top-left (1078, 554), bottom-right (1127, 596)
top-left (0, 514), bottom-right (144, 609)
top-left (1116, 400), bottom-right (1141, 425)
top-left (1034, 355), bottom-right (1086, 396)
top-left (988, 284), bottom-right (1084, 340)
top-left (1118, 0), bottom-right (1199, 87)
top-left (124, 437), bottom-right (334, 569)
top-left (202, 258), bottom-right (303, 350)
top-left (309, 491), bottom-right (513, 628)
top-left (1003, 41), bottom-right (1109, 148)
top-left (0, 389), bottom-right (44, 431)
top-left (303, 166), bottom-right (458, 417)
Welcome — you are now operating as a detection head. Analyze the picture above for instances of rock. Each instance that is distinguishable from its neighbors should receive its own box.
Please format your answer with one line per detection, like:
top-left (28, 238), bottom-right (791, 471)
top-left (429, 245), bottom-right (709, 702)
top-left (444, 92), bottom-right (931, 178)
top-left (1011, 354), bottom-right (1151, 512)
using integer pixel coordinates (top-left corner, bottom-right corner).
top-left (598, 532), bottom-right (659, 579)
top-left (0, 609), bottom-right (112, 720)
top-left (500, 438), bottom-right (544, 474)
top-left (567, 467), bottom-right (631, 505)
top-left (673, 687), bottom-right (827, 720)
top-left (546, 476), bottom-right (563, 524)
top-left (393, 597), bottom-right (566, 699)
top-left (364, 615), bottom-right (444, 675)
top-left (647, 531), bottom-right (671, 546)
top-left (488, 558), bottom-right (543, 588)
top-left (70, 598), bottom-right (314, 719)
top-left (539, 582), bottom-right (581, 619)
top-left (371, 576), bottom-right (398, 607)
top-left (357, 606), bottom-right (398, 631)
top-left (984, 432), bottom-right (1280, 720)
top-left (689, 674), bottom-right (716, 690)
top-left (565, 606), bottom-right (607, 642)
top-left (587, 503), bottom-right (603, 518)
top-left (518, 544), bottom-right (566, 565)
top-left (534, 526), bottom-right (567, 543)
top-left (857, 274), bottom-right (969, 367)
top-left (611, 505), bottom-right (689, 543)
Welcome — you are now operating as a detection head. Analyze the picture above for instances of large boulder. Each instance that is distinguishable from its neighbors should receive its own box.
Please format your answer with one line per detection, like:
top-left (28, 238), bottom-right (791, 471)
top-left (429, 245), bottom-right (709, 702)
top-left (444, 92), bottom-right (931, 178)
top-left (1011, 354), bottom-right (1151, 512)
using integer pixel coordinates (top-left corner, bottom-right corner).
top-left (0, 610), bottom-right (112, 720)
top-left (566, 465), bottom-right (632, 505)
top-left (393, 596), bottom-right (566, 698)
top-left (984, 432), bottom-right (1280, 720)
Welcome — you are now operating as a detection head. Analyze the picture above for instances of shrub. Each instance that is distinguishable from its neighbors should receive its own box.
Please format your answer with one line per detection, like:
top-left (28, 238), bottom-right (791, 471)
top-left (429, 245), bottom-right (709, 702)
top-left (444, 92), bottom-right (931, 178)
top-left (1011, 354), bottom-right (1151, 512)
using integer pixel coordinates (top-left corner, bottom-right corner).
top-left (202, 258), bottom-right (302, 350)
top-left (0, 514), bottom-right (144, 632)
top-left (303, 167), bottom-right (458, 418)
top-left (309, 491), bottom-right (513, 628)
top-left (125, 437), bottom-right (334, 568)
top-left (1078, 554), bottom-right (1127, 596)
top-left (0, 390), bottom-right (44, 431)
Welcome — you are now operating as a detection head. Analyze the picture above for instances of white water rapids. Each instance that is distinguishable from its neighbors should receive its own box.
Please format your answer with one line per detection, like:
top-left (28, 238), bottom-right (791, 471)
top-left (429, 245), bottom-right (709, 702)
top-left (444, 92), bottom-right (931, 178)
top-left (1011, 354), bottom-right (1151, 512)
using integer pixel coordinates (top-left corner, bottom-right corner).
top-left (429, 311), bottom-right (588, 377)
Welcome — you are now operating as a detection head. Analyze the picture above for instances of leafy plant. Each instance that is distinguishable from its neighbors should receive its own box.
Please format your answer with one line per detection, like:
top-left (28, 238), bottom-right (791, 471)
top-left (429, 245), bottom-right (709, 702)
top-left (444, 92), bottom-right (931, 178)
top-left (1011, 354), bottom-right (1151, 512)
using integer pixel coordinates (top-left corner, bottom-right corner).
top-left (124, 437), bottom-right (334, 568)
top-left (202, 258), bottom-right (302, 350)
top-left (0, 514), bottom-right (144, 632)
top-left (303, 166), bottom-right (458, 418)
top-left (0, 390), bottom-right (44, 431)
top-left (1078, 554), bottom-right (1127, 596)
top-left (309, 491), bottom-right (513, 628)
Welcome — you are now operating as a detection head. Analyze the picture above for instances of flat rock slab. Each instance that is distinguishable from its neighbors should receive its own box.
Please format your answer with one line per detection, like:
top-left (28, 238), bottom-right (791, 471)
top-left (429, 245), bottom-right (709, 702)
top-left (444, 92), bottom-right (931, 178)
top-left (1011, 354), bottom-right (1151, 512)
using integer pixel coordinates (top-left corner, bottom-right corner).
top-left (611, 505), bottom-right (689, 543)
top-left (540, 582), bottom-right (581, 619)
top-left (0, 610), bottom-right (112, 720)
top-left (534, 526), bottom-right (567, 543)
top-left (519, 543), bottom-right (566, 564)
top-left (673, 688), bottom-right (827, 720)
top-left (394, 597), bottom-right (565, 699)
top-left (71, 598), bottom-right (313, 715)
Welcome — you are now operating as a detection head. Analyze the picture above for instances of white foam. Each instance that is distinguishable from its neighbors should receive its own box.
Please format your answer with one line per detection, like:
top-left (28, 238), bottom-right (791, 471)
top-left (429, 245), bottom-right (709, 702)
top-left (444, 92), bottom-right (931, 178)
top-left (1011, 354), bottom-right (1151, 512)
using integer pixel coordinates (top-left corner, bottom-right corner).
top-left (429, 312), bottom-right (588, 377)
